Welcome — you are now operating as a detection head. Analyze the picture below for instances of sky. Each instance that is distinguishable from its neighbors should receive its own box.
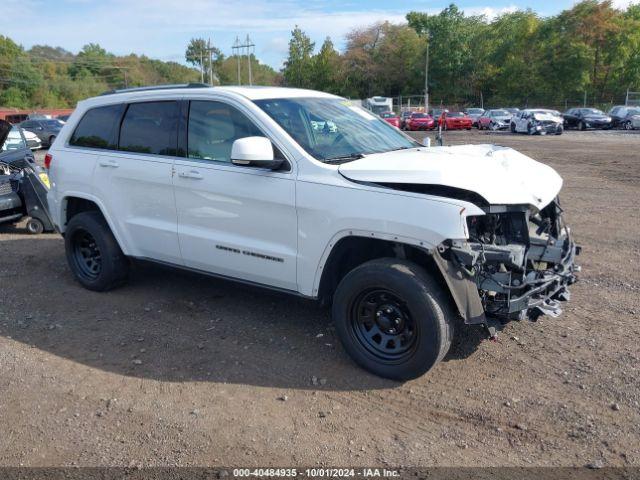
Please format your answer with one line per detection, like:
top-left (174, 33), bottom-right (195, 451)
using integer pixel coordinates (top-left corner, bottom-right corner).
top-left (2, 0), bottom-right (638, 70)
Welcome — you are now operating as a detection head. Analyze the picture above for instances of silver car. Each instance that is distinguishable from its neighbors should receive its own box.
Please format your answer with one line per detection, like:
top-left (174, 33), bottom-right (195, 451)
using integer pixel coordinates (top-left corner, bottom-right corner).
top-left (19, 119), bottom-right (64, 147)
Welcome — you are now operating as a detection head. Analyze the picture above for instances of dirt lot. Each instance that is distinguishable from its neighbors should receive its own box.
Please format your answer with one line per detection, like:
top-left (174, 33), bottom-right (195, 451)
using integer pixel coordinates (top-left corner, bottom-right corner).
top-left (1, 129), bottom-right (639, 468)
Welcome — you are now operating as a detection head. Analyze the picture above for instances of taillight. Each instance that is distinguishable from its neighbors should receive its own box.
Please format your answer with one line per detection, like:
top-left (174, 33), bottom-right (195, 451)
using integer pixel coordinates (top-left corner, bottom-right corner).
top-left (44, 153), bottom-right (52, 170)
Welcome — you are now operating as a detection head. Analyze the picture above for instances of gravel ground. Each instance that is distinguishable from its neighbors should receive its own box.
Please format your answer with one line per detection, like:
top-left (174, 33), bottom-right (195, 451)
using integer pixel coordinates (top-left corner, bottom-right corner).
top-left (0, 129), bottom-right (638, 467)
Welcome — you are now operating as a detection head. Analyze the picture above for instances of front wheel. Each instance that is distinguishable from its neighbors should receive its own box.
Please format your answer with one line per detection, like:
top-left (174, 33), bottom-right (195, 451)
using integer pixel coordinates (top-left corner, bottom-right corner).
top-left (65, 211), bottom-right (129, 291)
top-left (332, 258), bottom-right (455, 381)
top-left (624, 120), bottom-right (633, 131)
top-left (510, 123), bottom-right (516, 133)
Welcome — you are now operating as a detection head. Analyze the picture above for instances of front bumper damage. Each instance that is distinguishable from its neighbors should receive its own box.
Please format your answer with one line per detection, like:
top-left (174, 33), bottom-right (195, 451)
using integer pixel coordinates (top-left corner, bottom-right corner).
top-left (433, 199), bottom-right (580, 329)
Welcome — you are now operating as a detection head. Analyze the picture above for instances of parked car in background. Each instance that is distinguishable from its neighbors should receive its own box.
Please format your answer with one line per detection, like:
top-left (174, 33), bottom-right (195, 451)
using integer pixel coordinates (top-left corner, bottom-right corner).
top-left (478, 109), bottom-right (512, 130)
top-left (504, 107), bottom-right (520, 116)
top-left (607, 105), bottom-right (640, 130)
top-left (464, 108), bottom-right (484, 127)
top-left (399, 111), bottom-right (412, 129)
top-left (511, 109), bottom-right (563, 135)
top-left (429, 108), bottom-right (448, 120)
top-left (404, 112), bottom-right (435, 131)
top-left (57, 114), bottom-right (71, 123)
top-left (22, 129), bottom-right (42, 150)
top-left (442, 111), bottom-right (473, 130)
top-left (19, 119), bottom-right (64, 147)
top-left (563, 108), bottom-right (612, 130)
top-left (380, 111), bottom-right (400, 128)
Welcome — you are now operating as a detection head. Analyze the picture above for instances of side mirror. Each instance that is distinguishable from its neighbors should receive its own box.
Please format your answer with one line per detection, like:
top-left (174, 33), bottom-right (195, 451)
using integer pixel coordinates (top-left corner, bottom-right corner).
top-left (231, 136), bottom-right (282, 170)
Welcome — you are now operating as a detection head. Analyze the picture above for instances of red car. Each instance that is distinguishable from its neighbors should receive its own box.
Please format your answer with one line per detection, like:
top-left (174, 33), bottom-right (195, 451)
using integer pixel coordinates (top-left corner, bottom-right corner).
top-left (380, 111), bottom-right (400, 128)
top-left (442, 111), bottom-right (473, 130)
top-left (404, 112), bottom-right (435, 131)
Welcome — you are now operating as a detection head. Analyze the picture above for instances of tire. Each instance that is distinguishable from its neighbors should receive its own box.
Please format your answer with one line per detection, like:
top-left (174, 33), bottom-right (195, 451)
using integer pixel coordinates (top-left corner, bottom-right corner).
top-left (624, 121), bottom-right (633, 131)
top-left (578, 121), bottom-right (585, 131)
top-left (332, 258), bottom-right (455, 381)
top-left (65, 211), bottom-right (129, 291)
top-left (556, 125), bottom-right (563, 135)
top-left (527, 123), bottom-right (535, 135)
top-left (26, 218), bottom-right (44, 234)
top-left (510, 123), bottom-right (516, 133)
top-left (48, 135), bottom-right (56, 146)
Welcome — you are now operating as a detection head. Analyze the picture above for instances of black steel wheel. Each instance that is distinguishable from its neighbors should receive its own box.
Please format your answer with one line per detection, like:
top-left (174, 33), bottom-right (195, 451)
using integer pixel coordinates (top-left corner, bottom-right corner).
top-left (332, 258), bottom-right (455, 381)
top-left (351, 289), bottom-right (418, 362)
top-left (65, 211), bottom-right (129, 291)
top-left (71, 229), bottom-right (102, 280)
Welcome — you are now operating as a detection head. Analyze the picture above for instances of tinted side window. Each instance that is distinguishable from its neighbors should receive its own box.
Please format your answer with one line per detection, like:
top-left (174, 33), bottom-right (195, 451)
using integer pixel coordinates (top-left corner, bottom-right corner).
top-left (119, 101), bottom-right (179, 156)
top-left (70, 104), bottom-right (125, 149)
top-left (187, 100), bottom-right (262, 163)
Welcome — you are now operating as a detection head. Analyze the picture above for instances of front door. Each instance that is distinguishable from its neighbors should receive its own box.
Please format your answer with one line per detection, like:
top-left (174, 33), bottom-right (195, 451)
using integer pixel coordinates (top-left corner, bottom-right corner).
top-left (173, 100), bottom-right (298, 291)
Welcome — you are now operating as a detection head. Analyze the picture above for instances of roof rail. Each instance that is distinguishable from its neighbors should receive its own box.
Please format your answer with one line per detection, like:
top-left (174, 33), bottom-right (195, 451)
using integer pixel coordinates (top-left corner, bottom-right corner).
top-left (100, 83), bottom-right (211, 96)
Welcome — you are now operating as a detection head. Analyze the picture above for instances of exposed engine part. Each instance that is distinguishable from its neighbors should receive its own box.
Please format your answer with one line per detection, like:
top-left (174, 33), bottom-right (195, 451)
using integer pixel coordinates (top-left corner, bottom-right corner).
top-left (437, 199), bottom-right (580, 322)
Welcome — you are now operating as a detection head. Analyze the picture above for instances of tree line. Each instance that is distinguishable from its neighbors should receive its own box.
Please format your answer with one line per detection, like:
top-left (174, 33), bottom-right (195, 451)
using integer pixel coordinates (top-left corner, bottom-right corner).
top-left (1, 0), bottom-right (639, 109)
top-left (281, 1), bottom-right (640, 108)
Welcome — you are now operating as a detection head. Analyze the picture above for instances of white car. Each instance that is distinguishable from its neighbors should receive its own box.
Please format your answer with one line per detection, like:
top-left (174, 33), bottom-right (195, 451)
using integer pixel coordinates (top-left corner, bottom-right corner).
top-left (511, 109), bottom-right (564, 135)
top-left (22, 129), bottom-right (42, 150)
top-left (46, 85), bottom-right (580, 380)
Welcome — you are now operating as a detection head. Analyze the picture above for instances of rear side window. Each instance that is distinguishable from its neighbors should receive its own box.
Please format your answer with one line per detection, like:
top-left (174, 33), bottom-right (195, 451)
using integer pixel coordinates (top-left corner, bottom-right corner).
top-left (119, 101), bottom-right (179, 156)
top-left (70, 104), bottom-right (124, 149)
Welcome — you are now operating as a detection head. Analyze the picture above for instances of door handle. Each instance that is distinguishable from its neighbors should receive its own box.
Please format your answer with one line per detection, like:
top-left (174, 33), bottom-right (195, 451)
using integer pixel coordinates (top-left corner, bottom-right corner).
top-left (178, 170), bottom-right (203, 180)
top-left (98, 159), bottom-right (119, 168)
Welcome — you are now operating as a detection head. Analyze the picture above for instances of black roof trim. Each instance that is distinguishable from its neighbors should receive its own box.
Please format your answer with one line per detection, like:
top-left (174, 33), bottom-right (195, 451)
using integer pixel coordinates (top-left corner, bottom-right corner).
top-left (100, 83), bottom-right (211, 96)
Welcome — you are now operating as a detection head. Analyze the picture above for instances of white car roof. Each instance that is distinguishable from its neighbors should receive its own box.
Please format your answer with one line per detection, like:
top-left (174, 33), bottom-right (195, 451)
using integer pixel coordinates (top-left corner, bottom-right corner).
top-left (78, 85), bottom-right (340, 109)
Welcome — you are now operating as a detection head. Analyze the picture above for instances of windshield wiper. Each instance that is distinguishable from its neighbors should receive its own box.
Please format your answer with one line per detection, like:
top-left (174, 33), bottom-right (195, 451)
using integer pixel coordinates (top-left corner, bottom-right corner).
top-left (323, 153), bottom-right (365, 164)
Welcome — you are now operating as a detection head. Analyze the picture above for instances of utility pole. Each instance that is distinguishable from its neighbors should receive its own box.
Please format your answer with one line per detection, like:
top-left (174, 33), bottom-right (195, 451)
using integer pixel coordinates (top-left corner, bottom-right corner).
top-left (208, 38), bottom-right (213, 86)
top-left (245, 35), bottom-right (255, 86)
top-left (232, 36), bottom-right (242, 85)
top-left (200, 50), bottom-right (204, 83)
top-left (232, 35), bottom-right (256, 86)
top-left (424, 29), bottom-right (430, 113)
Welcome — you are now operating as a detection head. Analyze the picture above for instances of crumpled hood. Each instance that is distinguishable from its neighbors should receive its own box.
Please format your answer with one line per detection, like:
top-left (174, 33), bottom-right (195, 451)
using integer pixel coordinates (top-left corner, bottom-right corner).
top-left (338, 144), bottom-right (563, 210)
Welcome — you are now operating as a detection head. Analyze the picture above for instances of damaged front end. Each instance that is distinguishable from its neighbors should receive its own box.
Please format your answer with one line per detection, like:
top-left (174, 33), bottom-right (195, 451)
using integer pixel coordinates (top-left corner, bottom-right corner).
top-left (434, 199), bottom-right (580, 327)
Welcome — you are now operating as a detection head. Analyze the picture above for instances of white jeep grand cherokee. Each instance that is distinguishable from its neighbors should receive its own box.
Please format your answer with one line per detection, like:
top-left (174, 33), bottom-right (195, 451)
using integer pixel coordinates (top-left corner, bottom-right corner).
top-left (46, 85), bottom-right (579, 380)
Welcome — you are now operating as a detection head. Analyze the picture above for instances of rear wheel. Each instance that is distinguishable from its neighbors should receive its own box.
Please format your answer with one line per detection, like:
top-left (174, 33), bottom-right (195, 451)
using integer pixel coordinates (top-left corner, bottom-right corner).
top-left (332, 258), bottom-right (455, 381)
top-left (578, 121), bottom-right (585, 131)
top-left (65, 211), bottom-right (129, 291)
top-left (624, 120), bottom-right (633, 130)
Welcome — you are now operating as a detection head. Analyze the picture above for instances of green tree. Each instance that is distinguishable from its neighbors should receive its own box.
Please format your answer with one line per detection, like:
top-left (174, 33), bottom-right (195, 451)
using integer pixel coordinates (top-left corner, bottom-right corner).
top-left (283, 26), bottom-right (315, 88)
top-left (312, 37), bottom-right (341, 93)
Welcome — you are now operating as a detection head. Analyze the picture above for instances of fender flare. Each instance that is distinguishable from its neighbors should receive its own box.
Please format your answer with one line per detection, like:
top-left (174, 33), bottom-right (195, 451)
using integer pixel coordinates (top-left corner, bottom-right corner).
top-left (58, 192), bottom-right (130, 255)
top-left (310, 229), bottom-right (437, 297)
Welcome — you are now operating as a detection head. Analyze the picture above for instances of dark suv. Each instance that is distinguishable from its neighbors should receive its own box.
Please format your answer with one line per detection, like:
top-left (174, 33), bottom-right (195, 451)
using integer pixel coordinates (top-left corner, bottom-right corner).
top-left (563, 108), bottom-right (612, 130)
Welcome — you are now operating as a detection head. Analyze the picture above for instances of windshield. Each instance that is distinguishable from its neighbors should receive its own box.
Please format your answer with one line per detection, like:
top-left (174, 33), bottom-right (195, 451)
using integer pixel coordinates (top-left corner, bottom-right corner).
top-left (448, 112), bottom-right (465, 117)
top-left (531, 110), bottom-right (559, 121)
top-left (411, 113), bottom-right (428, 118)
top-left (255, 98), bottom-right (419, 162)
top-left (491, 110), bottom-right (510, 116)
top-left (581, 108), bottom-right (604, 115)
top-left (380, 112), bottom-right (396, 118)
top-left (41, 120), bottom-right (63, 128)
top-left (466, 108), bottom-right (483, 114)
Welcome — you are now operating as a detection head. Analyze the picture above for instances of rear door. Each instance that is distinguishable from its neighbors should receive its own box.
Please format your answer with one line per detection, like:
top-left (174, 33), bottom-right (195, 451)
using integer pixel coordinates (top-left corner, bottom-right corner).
top-left (173, 99), bottom-right (298, 290)
top-left (91, 100), bottom-right (182, 264)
